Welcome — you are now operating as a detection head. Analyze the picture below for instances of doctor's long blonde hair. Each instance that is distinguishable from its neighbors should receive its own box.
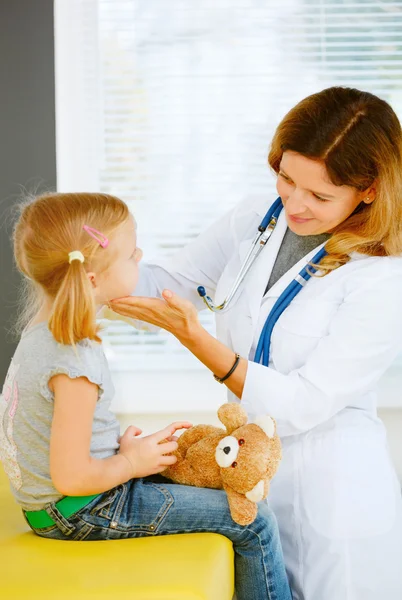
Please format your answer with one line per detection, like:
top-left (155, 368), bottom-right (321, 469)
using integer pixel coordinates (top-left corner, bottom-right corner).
top-left (268, 86), bottom-right (402, 273)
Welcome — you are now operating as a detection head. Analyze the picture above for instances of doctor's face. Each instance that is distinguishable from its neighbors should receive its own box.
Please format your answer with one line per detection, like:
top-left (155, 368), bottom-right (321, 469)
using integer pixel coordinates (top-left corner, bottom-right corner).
top-left (276, 151), bottom-right (374, 235)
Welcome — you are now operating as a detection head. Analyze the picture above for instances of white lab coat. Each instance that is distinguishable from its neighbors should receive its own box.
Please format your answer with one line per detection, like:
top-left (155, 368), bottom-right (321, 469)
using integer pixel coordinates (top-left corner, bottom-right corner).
top-left (110, 195), bottom-right (402, 599)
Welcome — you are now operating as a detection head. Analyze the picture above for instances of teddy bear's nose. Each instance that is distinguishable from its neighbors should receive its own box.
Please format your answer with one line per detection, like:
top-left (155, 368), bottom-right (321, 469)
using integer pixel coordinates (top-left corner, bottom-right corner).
top-left (223, 446), bottom-right (231, 455)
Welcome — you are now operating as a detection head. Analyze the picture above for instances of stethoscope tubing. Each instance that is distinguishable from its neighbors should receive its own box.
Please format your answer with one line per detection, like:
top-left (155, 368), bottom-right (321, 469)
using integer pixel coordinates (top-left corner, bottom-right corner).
top-left (196, 195), bottom-right (328, 366)
top-left (197, 197), bottom-right (283, 313)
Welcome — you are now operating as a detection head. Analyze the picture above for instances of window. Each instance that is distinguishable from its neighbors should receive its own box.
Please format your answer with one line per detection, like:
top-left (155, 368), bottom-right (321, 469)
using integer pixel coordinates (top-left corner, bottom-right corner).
top-left (55, 0), bottom-right (402, 377)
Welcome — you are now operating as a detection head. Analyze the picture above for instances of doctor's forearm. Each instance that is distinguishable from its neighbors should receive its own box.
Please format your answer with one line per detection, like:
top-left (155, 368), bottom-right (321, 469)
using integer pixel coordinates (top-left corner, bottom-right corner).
top-left (180, 324), bottom-right (248, 399)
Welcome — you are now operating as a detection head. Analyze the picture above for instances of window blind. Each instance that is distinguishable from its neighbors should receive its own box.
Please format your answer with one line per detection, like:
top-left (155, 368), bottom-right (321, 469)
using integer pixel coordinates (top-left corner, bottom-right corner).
top-left (55, 0), bottom-right (402, 371)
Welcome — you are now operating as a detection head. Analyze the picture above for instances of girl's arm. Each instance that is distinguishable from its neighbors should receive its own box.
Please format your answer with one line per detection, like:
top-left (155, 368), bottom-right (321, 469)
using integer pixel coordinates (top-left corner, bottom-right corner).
top-left (50, 374), bottom-right (132, 495)
top-left (50, 374), bottom-right (191, 496)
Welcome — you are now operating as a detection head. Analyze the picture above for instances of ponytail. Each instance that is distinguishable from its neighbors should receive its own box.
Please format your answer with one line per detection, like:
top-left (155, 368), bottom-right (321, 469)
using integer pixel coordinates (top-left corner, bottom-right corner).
top-left (48, 258), bottom-right (100, 346)
top-left (13, 192), bottom-right (130, 346)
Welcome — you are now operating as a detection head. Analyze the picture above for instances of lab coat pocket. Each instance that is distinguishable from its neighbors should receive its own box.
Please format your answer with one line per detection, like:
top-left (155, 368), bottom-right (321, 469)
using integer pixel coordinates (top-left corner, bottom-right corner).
top-left (277, 299), bottom-right (339, 338)
top-left (271, 299), bottom-right (340, 371)
top-left (301, 433), bottom-right (397, 540)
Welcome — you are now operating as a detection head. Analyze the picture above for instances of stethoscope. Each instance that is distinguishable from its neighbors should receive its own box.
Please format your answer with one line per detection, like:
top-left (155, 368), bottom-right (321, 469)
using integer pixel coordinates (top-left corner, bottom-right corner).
top-left (197, 196), bottom-right (328, 366)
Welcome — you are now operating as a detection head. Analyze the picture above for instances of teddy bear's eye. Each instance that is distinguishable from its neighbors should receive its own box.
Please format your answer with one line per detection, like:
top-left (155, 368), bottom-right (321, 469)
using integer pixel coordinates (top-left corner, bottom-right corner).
top-left (238, 439), bottom-right (245, 446)
top-left (231, 461), bottom-right (238, 468)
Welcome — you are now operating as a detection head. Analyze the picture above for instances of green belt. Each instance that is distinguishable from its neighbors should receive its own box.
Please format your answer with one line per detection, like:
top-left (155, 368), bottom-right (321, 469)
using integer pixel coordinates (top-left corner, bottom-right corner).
top-left (25, 494), bottom-right (99, 529)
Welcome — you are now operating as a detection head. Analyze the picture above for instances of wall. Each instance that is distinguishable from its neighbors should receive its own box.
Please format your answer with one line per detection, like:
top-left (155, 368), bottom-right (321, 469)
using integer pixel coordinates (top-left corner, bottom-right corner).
top-left (0, 0), bottom-right (56, 382)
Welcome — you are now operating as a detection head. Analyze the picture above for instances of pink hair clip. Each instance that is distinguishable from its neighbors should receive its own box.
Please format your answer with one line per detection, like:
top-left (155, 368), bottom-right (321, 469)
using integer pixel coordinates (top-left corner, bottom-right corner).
top-left (82, 225), bottom-right (109, 248)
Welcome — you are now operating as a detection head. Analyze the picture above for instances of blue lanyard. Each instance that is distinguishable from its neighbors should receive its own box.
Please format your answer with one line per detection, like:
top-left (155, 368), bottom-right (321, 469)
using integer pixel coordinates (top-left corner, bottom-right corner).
top-left (253, 206), bottom-right (328, 367)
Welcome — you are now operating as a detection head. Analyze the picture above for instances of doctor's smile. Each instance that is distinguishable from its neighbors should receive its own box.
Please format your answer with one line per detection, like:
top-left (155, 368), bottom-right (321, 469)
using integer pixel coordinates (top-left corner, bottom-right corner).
top-left (287, 215), bottom-right (313, 224)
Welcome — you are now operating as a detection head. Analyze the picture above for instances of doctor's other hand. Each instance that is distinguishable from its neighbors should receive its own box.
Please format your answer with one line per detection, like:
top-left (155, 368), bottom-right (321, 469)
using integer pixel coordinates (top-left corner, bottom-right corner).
top-left (118, 421), bottom-right (193, 478)
top-left (110, 290), bottom-right (201, 341)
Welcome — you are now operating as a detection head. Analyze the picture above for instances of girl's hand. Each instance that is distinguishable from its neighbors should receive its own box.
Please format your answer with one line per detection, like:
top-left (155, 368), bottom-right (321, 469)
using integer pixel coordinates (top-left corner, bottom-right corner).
top-left (110, 290), bottom-right (200, 342)
top-left (118, 421), bottom-right (192, 479)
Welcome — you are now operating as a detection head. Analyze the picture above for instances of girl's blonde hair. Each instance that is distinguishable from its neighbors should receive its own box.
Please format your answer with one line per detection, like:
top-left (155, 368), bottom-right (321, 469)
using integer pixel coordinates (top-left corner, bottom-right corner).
top-left (268, 86), bottom-right (402, 273)
top-left (14, 192), bottom-right (130, 345)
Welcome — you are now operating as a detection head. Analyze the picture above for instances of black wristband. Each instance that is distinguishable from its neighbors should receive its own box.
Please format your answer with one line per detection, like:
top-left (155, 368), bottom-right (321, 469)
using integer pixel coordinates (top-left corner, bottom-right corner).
top-left (213, 354), bottom-right (241, 384)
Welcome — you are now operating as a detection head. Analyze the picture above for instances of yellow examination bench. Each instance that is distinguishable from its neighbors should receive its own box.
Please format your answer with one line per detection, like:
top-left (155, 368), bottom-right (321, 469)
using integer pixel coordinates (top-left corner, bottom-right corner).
top-left (0, 465), bottom-right (234, 599)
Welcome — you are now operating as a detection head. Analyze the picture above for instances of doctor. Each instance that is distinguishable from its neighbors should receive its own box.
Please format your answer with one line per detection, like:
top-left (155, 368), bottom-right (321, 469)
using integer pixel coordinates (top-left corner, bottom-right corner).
top-left (109, 86), bottom-right (402, 600)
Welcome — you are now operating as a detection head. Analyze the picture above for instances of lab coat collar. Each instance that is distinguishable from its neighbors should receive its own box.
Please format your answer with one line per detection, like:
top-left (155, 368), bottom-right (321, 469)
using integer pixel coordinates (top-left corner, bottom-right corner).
top-left (237, 208), bottom-right (286, 333)
top-left (237, 208), bottom-right (327, 333)
top-left (236, 199), bottom-right (372, 335)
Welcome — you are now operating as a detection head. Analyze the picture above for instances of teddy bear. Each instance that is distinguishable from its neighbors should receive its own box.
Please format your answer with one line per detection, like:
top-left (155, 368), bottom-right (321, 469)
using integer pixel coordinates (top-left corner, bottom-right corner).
top-left (161, 403), bottom-right (282, 525)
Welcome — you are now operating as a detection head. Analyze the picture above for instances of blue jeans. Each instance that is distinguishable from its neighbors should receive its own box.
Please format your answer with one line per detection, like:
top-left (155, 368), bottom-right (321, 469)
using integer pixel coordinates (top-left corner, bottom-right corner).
top-left (26, 475), bottom-right (292, 600)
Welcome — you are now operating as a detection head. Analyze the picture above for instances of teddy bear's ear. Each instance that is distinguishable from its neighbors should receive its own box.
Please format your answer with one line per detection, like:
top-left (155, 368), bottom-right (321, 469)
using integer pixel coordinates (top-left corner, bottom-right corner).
top-left (217, 403), bottom-right (248, 434)
top-left (254, 415), bottom-right (276, 438)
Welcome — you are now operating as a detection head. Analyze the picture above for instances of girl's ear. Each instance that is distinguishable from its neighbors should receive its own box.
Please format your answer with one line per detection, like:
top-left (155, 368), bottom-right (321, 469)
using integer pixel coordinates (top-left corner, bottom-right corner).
top-left (87, 272), bottom-right (97, 289)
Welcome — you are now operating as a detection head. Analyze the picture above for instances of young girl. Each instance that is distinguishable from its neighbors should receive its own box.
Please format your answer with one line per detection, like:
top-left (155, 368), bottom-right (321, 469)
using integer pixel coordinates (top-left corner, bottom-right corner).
top-left (0, 192), bottom-right (291, 600)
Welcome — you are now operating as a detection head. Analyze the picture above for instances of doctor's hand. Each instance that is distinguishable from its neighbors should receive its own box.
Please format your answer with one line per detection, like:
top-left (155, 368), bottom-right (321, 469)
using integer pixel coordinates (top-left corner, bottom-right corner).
top-left (110, 290), bottom-right (201, 342)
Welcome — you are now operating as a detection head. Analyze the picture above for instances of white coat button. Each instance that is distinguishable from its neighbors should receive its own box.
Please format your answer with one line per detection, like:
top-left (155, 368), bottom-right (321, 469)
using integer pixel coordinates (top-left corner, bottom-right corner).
top-left (110, 521), bottom-right (118, 529)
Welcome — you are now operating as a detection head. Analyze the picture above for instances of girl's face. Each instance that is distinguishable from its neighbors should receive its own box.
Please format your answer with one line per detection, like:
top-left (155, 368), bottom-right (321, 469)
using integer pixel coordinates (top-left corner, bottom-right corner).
top-left (94, 215), bottom-right (143, 305)
top-left (276, 151), bottom-right (375, 235)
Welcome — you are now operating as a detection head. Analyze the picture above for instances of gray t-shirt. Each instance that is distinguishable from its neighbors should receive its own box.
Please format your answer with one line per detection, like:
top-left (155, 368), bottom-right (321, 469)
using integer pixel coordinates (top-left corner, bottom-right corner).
top-left (0, 322), bottom-right (120, 511)
top-left (265, 228), bottom-right (331, 294)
